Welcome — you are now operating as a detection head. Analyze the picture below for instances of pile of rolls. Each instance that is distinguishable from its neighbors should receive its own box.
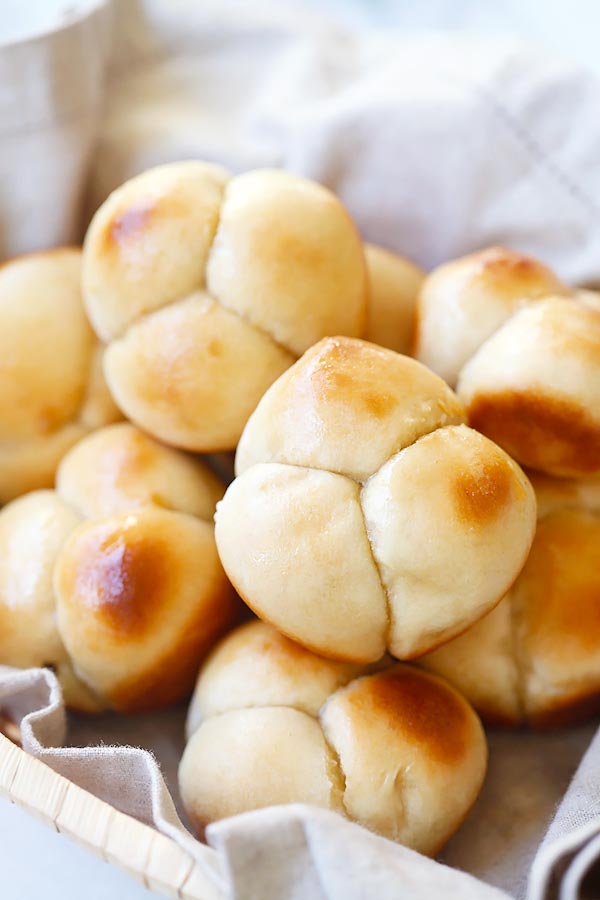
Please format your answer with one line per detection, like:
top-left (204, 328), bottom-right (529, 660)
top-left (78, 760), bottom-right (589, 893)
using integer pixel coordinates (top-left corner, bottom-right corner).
top-left (1, 159), bottom-right (599, 858)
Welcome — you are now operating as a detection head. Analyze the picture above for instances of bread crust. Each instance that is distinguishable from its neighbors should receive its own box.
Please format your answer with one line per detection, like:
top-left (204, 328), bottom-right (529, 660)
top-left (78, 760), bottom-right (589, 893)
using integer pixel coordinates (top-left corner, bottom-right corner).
top-left (0, 248), bottom-right (120, 503)
top-left (83, 163), bottom-right (368, 451)
top-left (217, 337), bottom-right (536, 662)
top-left (420, 472), bottom-right (600, 728)
top-left (414, 247), bottom-right (600, 477)
top-left (0, 424), bottom-right (237, 712)
top-left (180, 621), bottom-right (487, 855)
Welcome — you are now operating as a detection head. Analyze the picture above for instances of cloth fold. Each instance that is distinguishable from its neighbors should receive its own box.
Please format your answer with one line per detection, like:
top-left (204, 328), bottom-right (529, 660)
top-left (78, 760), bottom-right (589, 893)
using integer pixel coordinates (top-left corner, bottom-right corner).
top-left (0, 0), bottom-right (111, 257)
top-left (0, 666), bottom-right (535, 899)
top-left (0, 664), bottom-right (599, 900)
top-left (528, 730), bottom-right (600, 900)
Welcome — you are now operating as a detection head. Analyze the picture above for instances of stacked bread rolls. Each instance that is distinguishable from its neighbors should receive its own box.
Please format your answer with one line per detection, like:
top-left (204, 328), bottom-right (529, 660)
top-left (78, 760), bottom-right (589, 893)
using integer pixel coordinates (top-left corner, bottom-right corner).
top-left (0, 248), bottom-right (121, 503)
top-left (10, 159), bottom-right (598, 858)
top-left (0, 424), bottom-right (236, 712)
top-left (180, 621), bottom-right (487, 854)
top-left (414, 247), bottom-right (600, 476)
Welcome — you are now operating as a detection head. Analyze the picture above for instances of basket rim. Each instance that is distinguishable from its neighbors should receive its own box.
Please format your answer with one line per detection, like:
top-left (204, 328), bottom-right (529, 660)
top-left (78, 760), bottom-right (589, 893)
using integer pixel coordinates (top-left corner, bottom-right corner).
top-left (0, 731), bottom-right (225, 900)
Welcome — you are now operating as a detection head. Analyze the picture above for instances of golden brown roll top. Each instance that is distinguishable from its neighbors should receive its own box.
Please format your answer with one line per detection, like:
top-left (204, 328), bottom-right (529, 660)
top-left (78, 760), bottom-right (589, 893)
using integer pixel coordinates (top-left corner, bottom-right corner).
top-left (420, 472), bottom-right (600, 728)
top-left (179, 621), bottom-right (487, 855)
top-left (414, 246), bottom-right (568, 387)
top-left (0, 248), bottom-right (121, 503)
top-left (364, 244), bottom-right (425, 354)
top-left (0, 423), bottom-right (237, 713)
top-left (235, 336), bottom-right (466, 481)
top-left (82, 161), bottom-right (367, 452)
top-left (413, 246), bottom-right (600, 477)
top-left (83, 162), bottom-right (228, 340)
top-left (56, 422), bottom-right (224, 519)
top-left (217, 337), bottom-right (537, 662)
top-left (54, 506), bottom-right (232, 713)
top-left (319, 667), bottom-right (485, 854)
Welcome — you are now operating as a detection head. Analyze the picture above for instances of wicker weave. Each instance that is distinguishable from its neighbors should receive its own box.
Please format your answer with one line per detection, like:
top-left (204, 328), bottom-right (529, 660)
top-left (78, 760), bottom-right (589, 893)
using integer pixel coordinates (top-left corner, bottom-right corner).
top-left (0, 733), bottom-right (224, 900)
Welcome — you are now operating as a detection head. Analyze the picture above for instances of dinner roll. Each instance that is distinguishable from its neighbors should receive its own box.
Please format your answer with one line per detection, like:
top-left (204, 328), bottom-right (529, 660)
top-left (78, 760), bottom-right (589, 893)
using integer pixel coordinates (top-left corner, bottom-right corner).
top-left (414, 246), bottom-right (600, 477)
top-left (364, 244), bottom-right (425, 353)
top-left (0, 248), bottom-right (121, 503)
top-left (216, 337), bottom-right (536, 661)
top-left (56, 421), bottom-right (224, 520)
top-left (414, 246), bottom-right (568, 387)
top-left (0, 491), bottom-right (101, 711)
top-left (420, 471), bottom-right (600, 728)
top-left (0, 424), bottom-right (236, 712)
top-left (179, 621), bottom-right (487, 854)
top-left (82, 162), bottom-right (367, 451)
top-left (459, 298), bottom-right (600, 477)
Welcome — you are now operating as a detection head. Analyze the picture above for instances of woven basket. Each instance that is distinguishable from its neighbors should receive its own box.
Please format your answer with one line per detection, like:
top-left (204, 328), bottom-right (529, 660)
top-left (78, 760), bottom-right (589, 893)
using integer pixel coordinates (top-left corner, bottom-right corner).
top-left (0, 732), bottom-right (224, 900)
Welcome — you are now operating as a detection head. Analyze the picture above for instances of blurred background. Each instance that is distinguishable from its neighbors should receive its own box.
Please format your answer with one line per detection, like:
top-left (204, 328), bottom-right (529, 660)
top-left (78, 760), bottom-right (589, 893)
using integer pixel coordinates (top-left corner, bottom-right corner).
top-left (3, 0), bottom-right (600, 71)
top-left (3, 0), bottom-right (600, 282)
